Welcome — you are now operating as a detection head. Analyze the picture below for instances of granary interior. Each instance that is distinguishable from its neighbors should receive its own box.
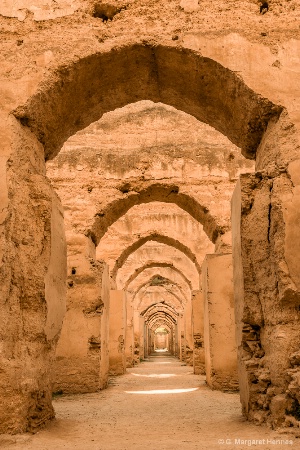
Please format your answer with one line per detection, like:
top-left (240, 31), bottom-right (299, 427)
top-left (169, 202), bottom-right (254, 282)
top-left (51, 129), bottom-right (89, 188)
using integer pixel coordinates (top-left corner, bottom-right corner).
top-left (45, 101), bottom-right (252, 394)
top-left (1, 2), bottom-right (300, 446)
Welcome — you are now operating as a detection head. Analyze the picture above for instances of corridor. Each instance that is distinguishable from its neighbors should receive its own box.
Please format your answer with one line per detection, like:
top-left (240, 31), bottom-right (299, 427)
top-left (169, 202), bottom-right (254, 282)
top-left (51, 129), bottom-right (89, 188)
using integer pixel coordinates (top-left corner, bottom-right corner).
top-left (2, 355), bottom-right (294, 450)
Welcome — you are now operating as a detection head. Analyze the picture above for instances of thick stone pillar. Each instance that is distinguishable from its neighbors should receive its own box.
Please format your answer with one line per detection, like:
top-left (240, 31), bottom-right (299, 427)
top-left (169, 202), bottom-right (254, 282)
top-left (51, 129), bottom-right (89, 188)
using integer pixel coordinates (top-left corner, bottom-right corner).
top-left (192, 290), bottom-right (205, 375)
top-left (232, 169), bottom-right (300, 427)
top-left (169, 328), bottom-right (174, 355)
top-left (109, 290), bottom-right (126, 375)
top-left (177, 315), bottom-right (183, 360)
top-left (144, 323), bottom-right (148, 357)
top-left (184, 299), bottom-right (194, 366)
top-left (180, 315), bottom-right (185, 362)
top-left (133, 309), bottom-right (141, 363)
top-left (99, 269), bottom-right (110, 390)
top-left (165, 332), bottom-right (169, 350)
top-left (139, 316), bottom-right (145, 360)
top-left (150, 329), bottom-right (155, 354)
top-left (172, 327), bottom-right (176, 355)
top-left (202, 253), bottom-right (239, 391)
top-left (146, 327), bottom-right (152, 356)
top-left (125, 299), bottom-right (134, 367)
top-left (174, 323), bottom-right (180, 357)
top-left (145, 325), bottom-right (152, 357)
top-left (53, 235), bottom-right (109, 394)
top-left (0, 123), bottom-right (67, 433)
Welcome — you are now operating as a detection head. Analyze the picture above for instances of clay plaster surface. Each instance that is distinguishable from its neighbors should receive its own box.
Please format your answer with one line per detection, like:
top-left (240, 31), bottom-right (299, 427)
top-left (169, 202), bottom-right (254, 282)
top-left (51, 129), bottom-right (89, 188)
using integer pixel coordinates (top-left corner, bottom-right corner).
top-left (202, 253), bottom-right (238, 391)
top-left (134, 285), bottom-right (185, 314)
top-left (0, 0), bottom-right (79, 21)
top-left (47, 101), bottom-right (253, 247)
top-left (116, 241), bottom-right (199, 291)
top-left (109, 290), bottom-right (126, 376)
top-left (126, 266), bottom-right (191, 300)
top-left (44, 190), bottom-right (67, 341)
top-left (183, 34), bottom-right (300, 126)
top-left (97, 202), bottom-right (214, 275)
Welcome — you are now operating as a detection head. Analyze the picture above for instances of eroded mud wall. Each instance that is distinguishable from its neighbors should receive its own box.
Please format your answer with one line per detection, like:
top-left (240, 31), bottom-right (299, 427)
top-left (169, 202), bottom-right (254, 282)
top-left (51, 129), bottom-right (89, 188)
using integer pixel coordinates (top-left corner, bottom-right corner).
top-left (202, 253), bottom-right (239, 391)
top-left (192, 290), bottom-right (205, 375)
top-left (109, 290), bottom-right (126, 375)
top-left (0, 122), bottom-right (67, 433)
top-left (53, 237), bottom-right (109, 394)
top-left (232, 149), bottom-right (300, 427)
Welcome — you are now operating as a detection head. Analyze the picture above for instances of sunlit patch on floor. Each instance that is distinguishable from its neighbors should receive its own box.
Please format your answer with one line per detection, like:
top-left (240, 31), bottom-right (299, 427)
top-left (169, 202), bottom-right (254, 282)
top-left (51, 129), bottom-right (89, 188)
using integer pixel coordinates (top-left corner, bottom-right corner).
top-left (131, 373), bottom-right (177, 378)
top-left (125, 388), bottom-right (198, 395)
top-left (154, 361), bottom-right (172, 364)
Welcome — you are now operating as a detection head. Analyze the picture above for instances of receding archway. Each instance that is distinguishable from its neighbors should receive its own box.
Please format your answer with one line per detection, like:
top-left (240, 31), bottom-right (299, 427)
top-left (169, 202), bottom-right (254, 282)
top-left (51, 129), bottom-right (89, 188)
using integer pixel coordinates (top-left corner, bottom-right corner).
top-left (142, 302), bottom-right (178, 354)
top-left (124, 262), bottom-right (192, 291)
top-left (90, 183), bottom-right (223, 244)
top-left (135, 284), bottom-right (185, 314)
top-left (3, 41), bottom-right (286, 433)
top-left (124, 262), bottom-right (192, 290)
top-left (111, 232), bottom-right (201, 283)
top-left (132, 275), bottom-right (188, 306)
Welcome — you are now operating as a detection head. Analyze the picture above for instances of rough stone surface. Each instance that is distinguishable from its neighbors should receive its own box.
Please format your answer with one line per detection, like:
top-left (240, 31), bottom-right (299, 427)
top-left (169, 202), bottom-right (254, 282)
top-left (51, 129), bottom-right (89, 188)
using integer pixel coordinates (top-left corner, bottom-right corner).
top-left (232, 174), bottom-right (300, 428)
top-left (202, 253), bottom-right (239, 391)
top-left (52, 245), bottom-right (110, 394)
top-left (192, 290), bottom-right (205, 375)
top-left (109, 290), bottom-right (126, 376)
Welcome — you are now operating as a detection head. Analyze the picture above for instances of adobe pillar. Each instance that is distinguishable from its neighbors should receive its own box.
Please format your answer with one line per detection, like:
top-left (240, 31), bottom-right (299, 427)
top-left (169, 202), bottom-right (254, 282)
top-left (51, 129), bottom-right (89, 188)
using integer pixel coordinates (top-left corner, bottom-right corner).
top-left (109, 290), bottom-right (126, 375)
top-left (133, 309), bottom-right (140, 363)
top-left (202, 253), bottom-right (239, 391)
top-left (99, 271), bottom-right (110, 389)
top-left (184, 299), bottom-right (194, 366)
top-left (192, 290), bottom-right (205, 375)
top-left (177, 314), bottom-right (185, 361)
top-left (139, 316), bottom-right (145, 360)
top-left (53, 234), bottom-right (110, 393)
top-left (125, 298), bottom-right (134, 367)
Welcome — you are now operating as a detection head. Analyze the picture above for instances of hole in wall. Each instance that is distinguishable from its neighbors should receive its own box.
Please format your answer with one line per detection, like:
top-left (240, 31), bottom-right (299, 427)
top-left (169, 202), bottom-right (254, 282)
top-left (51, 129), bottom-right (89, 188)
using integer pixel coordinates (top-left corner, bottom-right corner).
top-left (92, 2), bottom-right (123, 22)
top-left (119, 182), bottom-right (131, 194)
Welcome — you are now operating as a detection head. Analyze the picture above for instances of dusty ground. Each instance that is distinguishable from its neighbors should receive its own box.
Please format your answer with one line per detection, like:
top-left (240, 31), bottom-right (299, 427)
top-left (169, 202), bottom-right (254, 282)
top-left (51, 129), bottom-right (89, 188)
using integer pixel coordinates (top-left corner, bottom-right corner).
top-left (1, 354), bottom-right (298, 450)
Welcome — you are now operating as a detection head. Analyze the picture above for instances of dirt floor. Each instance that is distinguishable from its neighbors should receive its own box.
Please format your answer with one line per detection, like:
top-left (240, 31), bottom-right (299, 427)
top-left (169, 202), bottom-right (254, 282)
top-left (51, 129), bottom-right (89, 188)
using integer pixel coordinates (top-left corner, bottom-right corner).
top-left (1, 355), bottom-right (298, 450)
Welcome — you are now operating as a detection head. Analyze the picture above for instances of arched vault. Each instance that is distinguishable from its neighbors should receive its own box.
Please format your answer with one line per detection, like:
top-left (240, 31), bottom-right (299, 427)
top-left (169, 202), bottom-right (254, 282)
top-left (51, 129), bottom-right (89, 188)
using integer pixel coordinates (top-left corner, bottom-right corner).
top-left (131, 275), bottom-right (188, 305)
top-left (92, 183), bottom-right (223, 243)
top-left (124, 262), bottom-right (192, 291)
top-left (112, 232), bottom-right (201, 282)
top-left (14, 43), bottom-right (282, 162)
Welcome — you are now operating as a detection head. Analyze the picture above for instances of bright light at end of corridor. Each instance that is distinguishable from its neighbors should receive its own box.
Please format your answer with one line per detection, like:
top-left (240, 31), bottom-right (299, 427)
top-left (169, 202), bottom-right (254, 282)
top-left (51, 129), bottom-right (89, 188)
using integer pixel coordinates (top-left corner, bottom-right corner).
top-left (125, 388), bottom-right (198, 395)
